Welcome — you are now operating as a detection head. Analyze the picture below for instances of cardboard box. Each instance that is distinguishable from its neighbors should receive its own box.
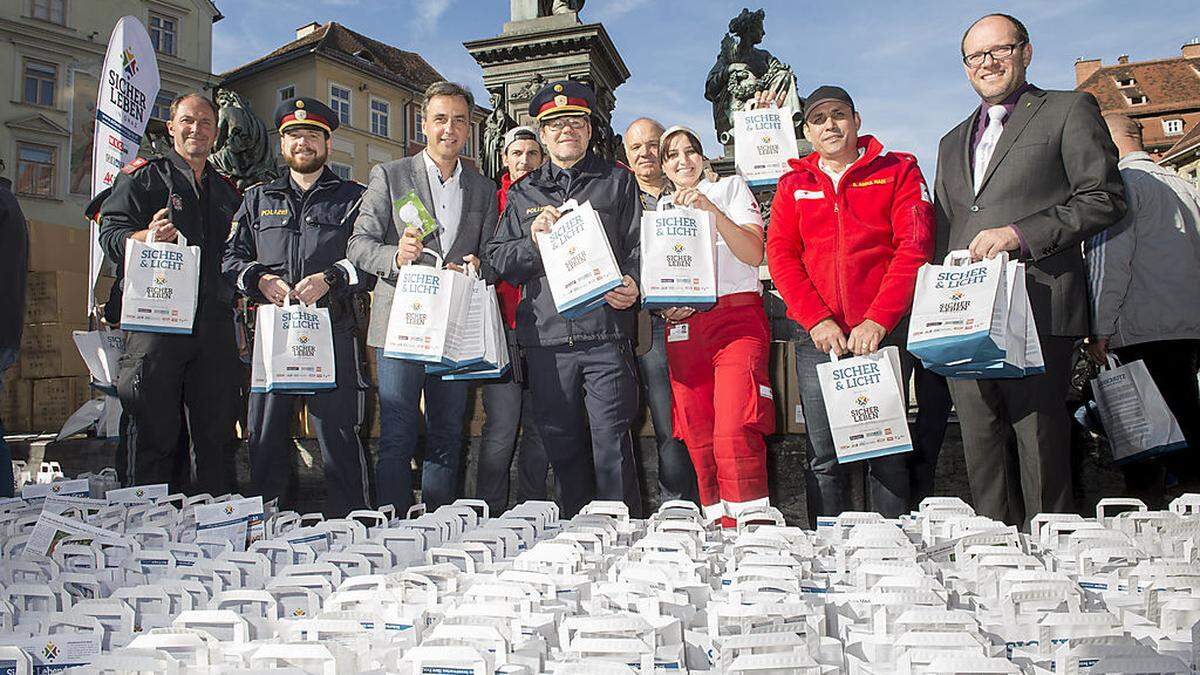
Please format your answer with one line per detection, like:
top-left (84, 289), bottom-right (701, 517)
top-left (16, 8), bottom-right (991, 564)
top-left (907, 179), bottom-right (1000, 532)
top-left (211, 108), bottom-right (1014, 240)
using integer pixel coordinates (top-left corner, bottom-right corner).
top-left (784, 341), bottom-right (805, 434)
top-left (25, 271), bottom-right (89, 324)
top-left (30, 376), bottom-right (88, 432)
top-left (27, 219), bottom-right (91, 274)
top-left (19, 323), bottom-right (89, 378)
top-left (1, 378), bottom-right (33, 433)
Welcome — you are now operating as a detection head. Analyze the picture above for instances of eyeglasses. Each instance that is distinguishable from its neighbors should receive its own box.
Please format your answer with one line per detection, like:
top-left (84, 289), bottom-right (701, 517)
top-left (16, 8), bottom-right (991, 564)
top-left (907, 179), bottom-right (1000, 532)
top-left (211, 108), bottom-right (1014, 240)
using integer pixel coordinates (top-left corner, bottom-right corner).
top-left (962, 41), bottom-right (1026, 68)
top-left (543, 116), bottom-right (589, 133)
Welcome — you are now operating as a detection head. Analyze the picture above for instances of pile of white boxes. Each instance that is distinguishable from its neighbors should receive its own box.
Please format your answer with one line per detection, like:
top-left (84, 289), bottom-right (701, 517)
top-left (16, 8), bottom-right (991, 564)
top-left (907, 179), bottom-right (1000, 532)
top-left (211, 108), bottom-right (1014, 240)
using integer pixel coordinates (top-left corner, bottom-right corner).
top-left (1, 463), bottom-right (1199, 674)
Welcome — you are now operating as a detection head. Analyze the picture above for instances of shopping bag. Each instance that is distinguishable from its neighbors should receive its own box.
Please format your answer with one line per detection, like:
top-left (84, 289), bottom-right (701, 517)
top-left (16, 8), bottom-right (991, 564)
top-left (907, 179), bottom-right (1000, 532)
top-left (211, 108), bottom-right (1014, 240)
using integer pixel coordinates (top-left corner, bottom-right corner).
top-left (907, 251), bottom-right (1009, 367)
top-left (1091, 356), bottom-right (1186, 465)
top-left (732, 105), bottom-right (800, 188)
top-left (927, 258), bottom-right (1045, 379)
top-left (815, 345), bottom-right (913, 464)
top-left (72, 328), bottom-right (124, 391)
top-left (441, 281), bottom-right (511, 380)
top-left (383, 248), bottom-right (472, 365)
top-left (639, 205), bottom-right (718, 310)
top-left (250, 298), bottom-right (336, 393)
top-left (536, 199), bottom-right (623, 318)
top-left (431, 270), bottom-right (489, 372)
top-left (120, 230), bottom-right (200, 334)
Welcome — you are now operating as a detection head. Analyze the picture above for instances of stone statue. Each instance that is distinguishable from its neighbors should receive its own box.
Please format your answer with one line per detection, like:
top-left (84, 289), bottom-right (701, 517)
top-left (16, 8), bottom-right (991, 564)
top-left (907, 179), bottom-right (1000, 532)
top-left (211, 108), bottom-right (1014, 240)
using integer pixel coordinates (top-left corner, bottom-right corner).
top-left (512, 73), bottom-right (546, 102)
top-left (211, 88), bottom-right (278, 189)
top-left (704, 7), bottom-right (802, 146)
top-left (482, 91), bottom-right (515, 181)
top-left (549, 0), bottom-right (584, 14)
top-left (512, 0), bottom-right (583, 21)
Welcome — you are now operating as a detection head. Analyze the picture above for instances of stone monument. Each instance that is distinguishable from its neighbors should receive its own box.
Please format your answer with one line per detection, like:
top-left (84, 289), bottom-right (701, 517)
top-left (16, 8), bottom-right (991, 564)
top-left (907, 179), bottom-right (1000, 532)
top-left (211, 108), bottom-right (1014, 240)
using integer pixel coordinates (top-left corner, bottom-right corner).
top-left (705, 7), bottom-right (808, 161)
top-left (465, 0), bottom-right (629, 180)
top-left (211, 88), bottom-right (278, 189)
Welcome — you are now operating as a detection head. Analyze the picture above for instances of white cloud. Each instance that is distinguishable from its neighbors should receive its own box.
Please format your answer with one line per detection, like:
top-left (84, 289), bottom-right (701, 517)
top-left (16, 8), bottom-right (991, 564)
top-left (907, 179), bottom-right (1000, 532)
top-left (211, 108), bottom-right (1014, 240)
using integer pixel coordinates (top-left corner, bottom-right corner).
top-left (412, 0), bottom-right (453, 34)
top-left (593, 0), bottom-right (653, 22)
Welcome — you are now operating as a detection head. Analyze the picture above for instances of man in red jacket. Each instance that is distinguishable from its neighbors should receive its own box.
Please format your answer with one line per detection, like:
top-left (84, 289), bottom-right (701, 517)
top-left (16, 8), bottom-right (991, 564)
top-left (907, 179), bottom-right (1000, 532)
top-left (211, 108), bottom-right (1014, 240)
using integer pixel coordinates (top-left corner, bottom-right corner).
top-left (475, 125), bottom-right (549, 515)
top-left (766, 86), bottom-right (935, 522)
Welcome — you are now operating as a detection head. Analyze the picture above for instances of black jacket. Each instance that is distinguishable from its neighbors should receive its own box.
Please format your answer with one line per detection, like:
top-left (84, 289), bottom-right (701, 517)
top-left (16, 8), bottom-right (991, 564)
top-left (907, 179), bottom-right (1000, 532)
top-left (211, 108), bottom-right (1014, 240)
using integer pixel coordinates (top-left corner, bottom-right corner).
top-left (0, 177), bottom-right (28, 348)
top-left (98, 149), bottom-right (242, 320)
top-left (221, 168), bottom-right (374, 332)
top-left (486, 152), bottom-right (642, 348)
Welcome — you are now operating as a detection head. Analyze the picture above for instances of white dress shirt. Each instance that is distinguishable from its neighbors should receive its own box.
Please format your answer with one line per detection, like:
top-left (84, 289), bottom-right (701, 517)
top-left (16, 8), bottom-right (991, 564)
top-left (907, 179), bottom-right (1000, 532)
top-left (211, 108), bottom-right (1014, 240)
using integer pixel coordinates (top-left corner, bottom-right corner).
top-left (421, 150), bottom-right (464, 253)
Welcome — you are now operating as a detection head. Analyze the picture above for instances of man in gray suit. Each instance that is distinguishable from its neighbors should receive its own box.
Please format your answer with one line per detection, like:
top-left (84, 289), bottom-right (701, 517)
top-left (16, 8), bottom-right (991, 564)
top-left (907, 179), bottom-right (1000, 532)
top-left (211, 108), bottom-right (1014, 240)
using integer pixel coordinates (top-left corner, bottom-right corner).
top-left (933, 14), bottom-right (1125, 526)
top-left (348, 81), bottom-right (498, 514)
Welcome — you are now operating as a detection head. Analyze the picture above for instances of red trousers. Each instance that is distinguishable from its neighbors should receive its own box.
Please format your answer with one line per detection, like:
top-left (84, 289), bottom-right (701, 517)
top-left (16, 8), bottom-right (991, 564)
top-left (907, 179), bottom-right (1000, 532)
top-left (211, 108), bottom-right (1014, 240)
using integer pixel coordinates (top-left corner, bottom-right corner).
top-left (666, 293), bottom-right (774, 525)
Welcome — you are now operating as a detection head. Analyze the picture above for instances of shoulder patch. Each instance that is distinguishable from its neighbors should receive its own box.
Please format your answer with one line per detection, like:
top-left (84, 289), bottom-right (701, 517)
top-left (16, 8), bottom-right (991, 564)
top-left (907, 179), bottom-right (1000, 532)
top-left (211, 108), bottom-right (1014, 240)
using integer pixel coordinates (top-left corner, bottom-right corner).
top-left (120, 157), bottom-right (150, 175)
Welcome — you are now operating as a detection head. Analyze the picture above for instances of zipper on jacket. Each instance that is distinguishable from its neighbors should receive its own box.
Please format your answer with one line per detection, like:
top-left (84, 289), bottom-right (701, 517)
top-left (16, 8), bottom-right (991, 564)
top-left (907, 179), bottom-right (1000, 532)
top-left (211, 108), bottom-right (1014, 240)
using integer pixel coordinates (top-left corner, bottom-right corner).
top-left (833, 200), bottom-right (848, 323)
top-left (567, 319), bottom-right (574, 347)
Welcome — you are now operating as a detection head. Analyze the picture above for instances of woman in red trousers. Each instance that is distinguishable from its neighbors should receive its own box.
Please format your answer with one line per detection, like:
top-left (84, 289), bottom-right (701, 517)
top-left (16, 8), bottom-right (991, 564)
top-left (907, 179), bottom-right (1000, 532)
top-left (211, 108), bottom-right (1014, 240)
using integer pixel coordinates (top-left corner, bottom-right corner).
top-left (657, 126), bottom-right (774, 527)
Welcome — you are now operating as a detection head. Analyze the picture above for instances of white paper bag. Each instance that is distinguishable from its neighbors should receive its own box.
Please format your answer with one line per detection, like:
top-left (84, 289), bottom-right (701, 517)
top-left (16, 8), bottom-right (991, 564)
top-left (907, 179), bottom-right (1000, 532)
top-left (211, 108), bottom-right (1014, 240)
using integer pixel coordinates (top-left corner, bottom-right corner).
top-left (443, 284), bottom-right (511, 381)
top-left (640, 205), bottom-right (718, 310)
top-left (120, 230), bottom-right (200, 334)
top-left (908, 251), bottom-right (1009, 368)
top-left (732, 105), bottom-right (800, 188)
top-left (434, 272), bottom-right (489, 372)
top-left (816, 345), bottom-right (913, 463)
top-left (536, 200), bottom-right (623, 318)
top-left (384, 249), bottom-right (472, 365)
top-left (1091, 356), bottom-right (1187, 465)
top-left (250, 300), bottom-right (336, 393)
top-left (72, 328), bottom-right (124, 389)
top-left (927, 258), bottom-right (1044, 379)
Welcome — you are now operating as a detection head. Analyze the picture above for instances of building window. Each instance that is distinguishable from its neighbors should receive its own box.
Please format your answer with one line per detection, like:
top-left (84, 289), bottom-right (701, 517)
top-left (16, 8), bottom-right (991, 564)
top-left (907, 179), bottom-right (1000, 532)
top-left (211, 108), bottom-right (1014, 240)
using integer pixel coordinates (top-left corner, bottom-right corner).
top-left (329, 83), bottom-right (351, 125)
top-left (370, 98), bottom-right (390, 137)
top-left (1115, 76), bottom-right (1136, 87)
top-left (460, 122), bottom-right (476, 158)
top-left (1163, 119), bottom-right (1185, 136)
top-left (1127, 94), bottom-right (1148, 105)
top-left (152, 89), bottom-right (176, 121)
top-left (412, 106), bottom-right (427, 144)
top-left (278, 84), bottom-right (295, 102)
top-left (16, 141), bottom-right (56, 198)
top-left (329, 162), bottom-right (352, 180)
top-left (149, 12), bottom-right (177, 56)
top-left (22, 59), bottom-right (57, 107)
top-left (30, 0), bottom-right (66, 25)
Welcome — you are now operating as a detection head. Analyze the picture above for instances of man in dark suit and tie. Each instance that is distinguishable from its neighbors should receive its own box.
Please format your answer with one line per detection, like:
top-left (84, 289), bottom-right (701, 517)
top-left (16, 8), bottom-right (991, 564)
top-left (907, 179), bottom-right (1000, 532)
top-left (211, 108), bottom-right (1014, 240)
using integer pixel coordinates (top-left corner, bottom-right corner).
top-left (348, 81), bottom-right (498, 514)
top-left (933, 14), bottom-right (1125, 526)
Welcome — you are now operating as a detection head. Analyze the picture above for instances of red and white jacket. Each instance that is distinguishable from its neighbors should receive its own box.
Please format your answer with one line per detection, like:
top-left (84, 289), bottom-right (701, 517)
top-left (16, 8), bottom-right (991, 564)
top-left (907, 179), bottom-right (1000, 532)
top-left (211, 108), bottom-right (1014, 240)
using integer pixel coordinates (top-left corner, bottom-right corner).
top-left (766, 135), bottom-right (935, 334)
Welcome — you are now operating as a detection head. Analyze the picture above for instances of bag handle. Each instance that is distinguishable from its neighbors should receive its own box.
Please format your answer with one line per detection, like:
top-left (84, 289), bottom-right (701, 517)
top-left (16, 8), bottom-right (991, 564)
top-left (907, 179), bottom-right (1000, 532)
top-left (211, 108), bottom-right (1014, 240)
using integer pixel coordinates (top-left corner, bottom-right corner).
top-left (944, 250), bottom-right (973, 266)
top-left (1103, 354), bottom-right (1120, 371)
top-left (410, 247), bottom-right (443, 269)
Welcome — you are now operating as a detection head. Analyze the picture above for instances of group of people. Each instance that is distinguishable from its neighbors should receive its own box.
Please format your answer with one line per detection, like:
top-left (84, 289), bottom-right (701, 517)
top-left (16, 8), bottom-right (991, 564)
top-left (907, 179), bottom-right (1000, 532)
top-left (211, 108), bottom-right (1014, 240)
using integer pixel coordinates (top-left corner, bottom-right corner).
top-left (6, 12), bottom-right (1196, 530)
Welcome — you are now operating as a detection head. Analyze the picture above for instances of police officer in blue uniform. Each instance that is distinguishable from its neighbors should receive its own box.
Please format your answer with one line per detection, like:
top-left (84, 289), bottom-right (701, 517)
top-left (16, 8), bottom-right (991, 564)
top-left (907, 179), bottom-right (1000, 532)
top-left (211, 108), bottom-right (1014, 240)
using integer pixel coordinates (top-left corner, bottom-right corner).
top-left (222, 97), bottom-right (374, 517)
top-left (98, 93), bottom-right (242, 494)
top-left (486, 80), bottom-right (644, 517)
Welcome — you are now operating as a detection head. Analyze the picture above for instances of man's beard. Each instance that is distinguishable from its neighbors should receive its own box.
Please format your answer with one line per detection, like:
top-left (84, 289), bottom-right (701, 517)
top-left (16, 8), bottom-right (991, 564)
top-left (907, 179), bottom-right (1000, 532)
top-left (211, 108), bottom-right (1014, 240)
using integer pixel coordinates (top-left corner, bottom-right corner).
top-left (285, 149), bottom-right (326, 173)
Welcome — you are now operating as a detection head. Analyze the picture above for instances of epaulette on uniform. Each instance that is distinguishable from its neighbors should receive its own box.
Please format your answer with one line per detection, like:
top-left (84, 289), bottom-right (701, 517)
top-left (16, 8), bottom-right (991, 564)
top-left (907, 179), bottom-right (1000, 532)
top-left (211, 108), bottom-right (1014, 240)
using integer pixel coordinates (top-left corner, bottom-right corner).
top-left (120, 156), bottom-right (151, 175)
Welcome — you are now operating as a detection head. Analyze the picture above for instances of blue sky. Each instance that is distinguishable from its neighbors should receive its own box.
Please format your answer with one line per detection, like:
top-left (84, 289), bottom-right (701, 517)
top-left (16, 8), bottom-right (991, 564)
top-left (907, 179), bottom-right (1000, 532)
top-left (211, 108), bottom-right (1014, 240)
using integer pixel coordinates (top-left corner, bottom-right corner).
top-left (213, 0), bottom-right (1199, 176)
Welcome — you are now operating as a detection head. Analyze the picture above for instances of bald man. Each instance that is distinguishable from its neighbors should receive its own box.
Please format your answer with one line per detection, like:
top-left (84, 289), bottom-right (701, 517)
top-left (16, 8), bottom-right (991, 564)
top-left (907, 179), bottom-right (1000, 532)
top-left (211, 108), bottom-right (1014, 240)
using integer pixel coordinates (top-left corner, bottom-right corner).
top-left (1084, 113), bottom-right (1200, 505)
top-left (624, 117), bottom-right (698, 506)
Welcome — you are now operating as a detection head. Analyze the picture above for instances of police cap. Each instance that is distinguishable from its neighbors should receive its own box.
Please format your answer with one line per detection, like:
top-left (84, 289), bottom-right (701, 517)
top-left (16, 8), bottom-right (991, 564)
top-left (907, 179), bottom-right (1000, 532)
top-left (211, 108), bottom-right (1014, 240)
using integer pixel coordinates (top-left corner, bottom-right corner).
top-left (529, 80), bottom-right (594, 121)
top-left (275, 96), bottom-right (339, 135)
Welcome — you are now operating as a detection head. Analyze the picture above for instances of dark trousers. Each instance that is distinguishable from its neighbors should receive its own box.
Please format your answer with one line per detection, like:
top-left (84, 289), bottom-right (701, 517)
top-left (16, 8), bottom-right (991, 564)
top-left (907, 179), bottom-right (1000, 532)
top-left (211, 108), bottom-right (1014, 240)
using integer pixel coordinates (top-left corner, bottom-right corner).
top-left (948, 335), bottom-right (1076, 527)
top-left (116, 316), bottom-right (240, 495)
top-left (911, 360), bottom-right (953, 504)
top-left (525, 340), bottom-right (642, 518)
top-left (795, 338), bottom-right (915, 523)
top-left (637, 315), bottom-right (697, 504)
top-left (248, 330), bottom-right (369, 518)
top-left (1113, 339), bottom-right (1200, 506)
top-left (375, 348), bottom-right (468, 515)
top-left (475, 369), bottom-right (549, 516)
top-left (0, 347), bottom-right (16, 498)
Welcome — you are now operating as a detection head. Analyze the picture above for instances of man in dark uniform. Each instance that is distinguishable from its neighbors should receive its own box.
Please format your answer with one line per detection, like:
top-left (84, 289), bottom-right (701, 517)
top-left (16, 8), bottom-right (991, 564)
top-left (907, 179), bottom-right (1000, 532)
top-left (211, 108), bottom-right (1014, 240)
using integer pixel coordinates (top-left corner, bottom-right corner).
top-left (486, 80), bottom-right (644, 518)
top-left (98, 92), bottom-right (242, 494)
top-left (222, 97), bottom-right (373, 517)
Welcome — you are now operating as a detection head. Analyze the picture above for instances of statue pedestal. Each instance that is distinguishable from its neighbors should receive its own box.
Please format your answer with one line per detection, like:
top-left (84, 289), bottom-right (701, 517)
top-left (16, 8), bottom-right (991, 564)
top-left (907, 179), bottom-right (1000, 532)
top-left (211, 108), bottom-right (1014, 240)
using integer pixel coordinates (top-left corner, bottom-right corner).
top-left (465, 16), bottom-right (630, 162)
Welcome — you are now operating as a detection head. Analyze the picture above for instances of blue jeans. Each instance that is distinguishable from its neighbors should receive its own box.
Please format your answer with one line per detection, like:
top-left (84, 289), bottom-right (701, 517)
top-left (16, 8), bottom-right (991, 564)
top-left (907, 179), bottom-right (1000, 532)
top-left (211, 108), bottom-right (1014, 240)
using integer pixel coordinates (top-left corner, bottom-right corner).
top-left (795, 338), bottom-right (915, 523)
top-left (0, 347), bottom-right (17, 497)
top-left (637, 315), bottom-right (697, 503)
top-left (375, 349), bottom-right (468, 514)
